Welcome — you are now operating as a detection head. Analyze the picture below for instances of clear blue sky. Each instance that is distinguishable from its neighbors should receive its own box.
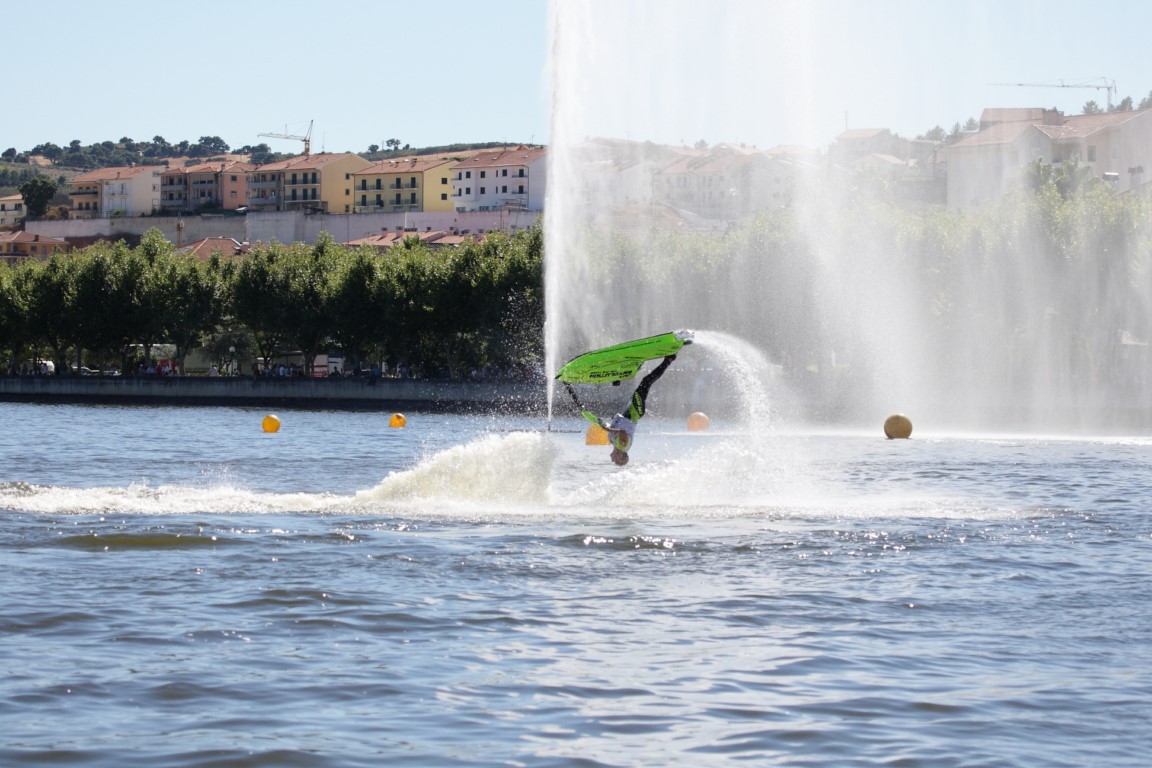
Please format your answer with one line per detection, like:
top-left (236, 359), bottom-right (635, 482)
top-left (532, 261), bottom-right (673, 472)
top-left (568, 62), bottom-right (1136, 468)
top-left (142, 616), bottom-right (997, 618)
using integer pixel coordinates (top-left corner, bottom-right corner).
top-left (6, 0), bottom-right (1151, 155)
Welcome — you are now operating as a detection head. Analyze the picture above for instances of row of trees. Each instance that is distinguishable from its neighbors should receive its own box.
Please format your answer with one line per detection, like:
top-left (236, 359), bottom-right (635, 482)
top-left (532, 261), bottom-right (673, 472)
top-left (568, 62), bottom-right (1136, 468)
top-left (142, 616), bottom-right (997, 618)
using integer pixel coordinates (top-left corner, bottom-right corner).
top-left (0, 227), bottom-right (544, 379)
top-left (2, 136), bottom-right (292, 170)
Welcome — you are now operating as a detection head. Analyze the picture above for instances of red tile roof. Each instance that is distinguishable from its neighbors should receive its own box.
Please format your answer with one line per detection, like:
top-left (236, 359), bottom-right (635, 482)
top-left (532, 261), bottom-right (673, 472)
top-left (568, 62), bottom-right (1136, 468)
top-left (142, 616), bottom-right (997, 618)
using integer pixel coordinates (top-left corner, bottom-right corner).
top-left (69, 165), bottom-right (164, 183)
top-left (177, 237), bottom-right (251, 260)
top-left (353, 157), bottom-right (457, 176)
top-left (452, 146), bottom-right (546, 169)
top-left (254, 152), bottom-right (361, 172)
top-left (0, 231), bottom-right (69, 246)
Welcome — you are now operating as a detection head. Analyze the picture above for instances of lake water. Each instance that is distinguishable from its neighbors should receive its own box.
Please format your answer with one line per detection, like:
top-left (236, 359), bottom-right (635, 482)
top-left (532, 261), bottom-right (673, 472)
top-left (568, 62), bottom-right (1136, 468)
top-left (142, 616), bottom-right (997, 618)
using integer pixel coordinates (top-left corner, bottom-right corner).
top-left (2, 401), bottom-right (1151, 767)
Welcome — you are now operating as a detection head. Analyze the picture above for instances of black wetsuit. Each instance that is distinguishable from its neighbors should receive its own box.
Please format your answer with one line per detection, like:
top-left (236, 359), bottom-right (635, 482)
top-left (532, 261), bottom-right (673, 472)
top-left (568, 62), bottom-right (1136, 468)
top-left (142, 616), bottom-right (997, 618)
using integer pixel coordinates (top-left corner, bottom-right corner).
top-left (565, 355), bottom-right (675, 450)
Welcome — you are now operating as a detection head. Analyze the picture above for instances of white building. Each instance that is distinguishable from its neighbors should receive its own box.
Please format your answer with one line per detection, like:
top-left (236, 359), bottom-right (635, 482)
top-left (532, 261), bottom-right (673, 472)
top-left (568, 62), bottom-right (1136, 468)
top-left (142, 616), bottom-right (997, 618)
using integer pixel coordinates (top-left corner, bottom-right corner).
top-left (948, 107), bottom-right (1152, 209)
top-left (451, 146), bottom-right (547, 213)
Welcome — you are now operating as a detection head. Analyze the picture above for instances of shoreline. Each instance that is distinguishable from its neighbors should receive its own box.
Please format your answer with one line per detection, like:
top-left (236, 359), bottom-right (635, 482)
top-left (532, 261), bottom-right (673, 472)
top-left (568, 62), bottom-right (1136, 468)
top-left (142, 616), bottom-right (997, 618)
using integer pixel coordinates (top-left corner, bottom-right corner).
top-left (0, 375), bottom-right (550, 413)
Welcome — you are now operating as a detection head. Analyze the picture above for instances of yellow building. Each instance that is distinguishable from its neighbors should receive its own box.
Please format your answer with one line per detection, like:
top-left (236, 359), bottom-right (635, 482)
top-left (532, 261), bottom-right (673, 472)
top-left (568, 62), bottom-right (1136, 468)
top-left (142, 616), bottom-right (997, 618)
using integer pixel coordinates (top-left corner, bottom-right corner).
top-left (350, 156), bottom-right (460, 213)
top-left (0, 231), bottom-right (70, 266)
top-left (246, 152), bottom-right (370, 213)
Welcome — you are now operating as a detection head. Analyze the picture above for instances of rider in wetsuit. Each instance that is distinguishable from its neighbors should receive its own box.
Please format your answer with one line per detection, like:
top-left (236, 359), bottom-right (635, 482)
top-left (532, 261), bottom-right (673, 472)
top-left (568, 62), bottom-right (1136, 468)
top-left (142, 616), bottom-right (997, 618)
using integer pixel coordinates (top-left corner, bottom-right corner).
top-left (564, 355), bottom-right (676, 466)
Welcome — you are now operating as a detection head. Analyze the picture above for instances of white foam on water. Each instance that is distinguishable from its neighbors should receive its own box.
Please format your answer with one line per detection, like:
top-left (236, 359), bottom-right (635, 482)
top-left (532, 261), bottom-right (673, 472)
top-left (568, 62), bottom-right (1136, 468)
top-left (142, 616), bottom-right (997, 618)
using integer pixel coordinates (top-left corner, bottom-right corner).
top-left (356, 431), bottom-right (556, 507)
top-left (0, 480), bottom-right (339, 516)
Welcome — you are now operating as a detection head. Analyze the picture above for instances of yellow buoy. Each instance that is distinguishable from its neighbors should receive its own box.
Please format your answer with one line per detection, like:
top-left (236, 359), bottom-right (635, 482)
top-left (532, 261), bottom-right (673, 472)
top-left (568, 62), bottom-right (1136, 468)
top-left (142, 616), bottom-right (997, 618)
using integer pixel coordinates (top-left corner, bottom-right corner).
top-left (687, 411), bottom-right (710, 432)
top-left (884, 413), bottom-right (913, 439)
top-left (389, 413), bottom-right (407, 429)
top-left (261, 414), bottom-right (281, 433)
top-left (585, 423), bottom-right (609, 445)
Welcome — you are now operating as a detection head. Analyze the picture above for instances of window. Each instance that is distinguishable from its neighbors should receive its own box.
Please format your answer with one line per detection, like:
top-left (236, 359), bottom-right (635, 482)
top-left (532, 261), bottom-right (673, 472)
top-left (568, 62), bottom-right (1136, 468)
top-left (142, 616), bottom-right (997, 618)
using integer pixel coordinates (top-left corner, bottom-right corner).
top-left (466, 171), bottom-right (472, 179)
top-left (466, 187), bottom-right (471, 194)
top-left (231, 175), bottom-right (237, 182)
top-left (518, 169), bottom-right (525, 177)
top-left (1088, 145), bottom-right (1097, 162)
top-left (361, 195), bottom-right (367, 206)
top-left (501, 186), bottom-right (507, 193)
top-left (410, 177), bottom-right (416, 187)
top-left (480, 171), bottom-right (486, 178)
top-left (441, 193), bottom-right (448, 201)
top-left (441, 177), bottom-right (448, 185)
top-left (480, 187), bottom-right (486, 194)
top-left (518, 185), bottom-right (525, 194)
top-left (410, 192), bottom-right (416, 204)
top-left (395, 193), bottom-right (401, 204)
top-left (230, 191), bottom-right (237, 199)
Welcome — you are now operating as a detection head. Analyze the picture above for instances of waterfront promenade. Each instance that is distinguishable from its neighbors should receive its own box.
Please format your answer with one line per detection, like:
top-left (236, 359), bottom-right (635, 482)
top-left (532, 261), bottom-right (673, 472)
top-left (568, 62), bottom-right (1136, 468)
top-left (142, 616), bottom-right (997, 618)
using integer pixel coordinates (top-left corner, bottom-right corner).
top-left (0, 374), bottom-right (549, 413)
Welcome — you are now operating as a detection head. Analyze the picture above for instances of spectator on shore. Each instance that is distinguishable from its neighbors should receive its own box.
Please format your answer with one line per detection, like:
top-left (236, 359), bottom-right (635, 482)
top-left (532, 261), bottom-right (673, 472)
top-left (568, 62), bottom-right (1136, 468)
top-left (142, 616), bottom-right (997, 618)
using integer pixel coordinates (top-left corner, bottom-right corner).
top-left (209, 365), bottom-right (219, 377)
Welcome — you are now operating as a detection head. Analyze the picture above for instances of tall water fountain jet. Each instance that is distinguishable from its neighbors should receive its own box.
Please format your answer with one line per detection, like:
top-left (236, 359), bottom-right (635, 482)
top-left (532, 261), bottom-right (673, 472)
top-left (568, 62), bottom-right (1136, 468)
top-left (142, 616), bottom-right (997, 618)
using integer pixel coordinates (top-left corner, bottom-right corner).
top-left (546, 1), bottom-right (1152, 433)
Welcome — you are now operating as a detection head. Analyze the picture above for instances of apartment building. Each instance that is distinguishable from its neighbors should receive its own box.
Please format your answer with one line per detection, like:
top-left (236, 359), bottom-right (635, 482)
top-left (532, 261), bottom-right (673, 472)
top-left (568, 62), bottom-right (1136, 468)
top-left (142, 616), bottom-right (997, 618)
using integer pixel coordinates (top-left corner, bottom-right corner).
top-left (654, 145), bottom-right (795, 219)
top-left (246, 152), bottom-right (370, 213)
top-left (0, 231), bottom-right (70, 266)
top-left (160, 160), bottom-right (255, 212)
top-left (350, 156), bottom-right (459, 214)
top-left (0, 194), bottom-right (23, 227)
top-left (452, 146), bottom-right (547, 212)
top-left (948, 107), bottom-right (1152, 208)
top-left (67, 165), bottom-right (164, 218)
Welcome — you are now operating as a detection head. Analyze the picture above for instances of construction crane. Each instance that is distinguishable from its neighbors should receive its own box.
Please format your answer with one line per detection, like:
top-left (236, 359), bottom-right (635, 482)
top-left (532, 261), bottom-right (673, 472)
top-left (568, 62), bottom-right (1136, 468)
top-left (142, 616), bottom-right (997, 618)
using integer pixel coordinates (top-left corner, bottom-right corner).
top-left (258, 120), bottom-right (314, 157)
top-left (991, 78), bottom-right (1116, 110)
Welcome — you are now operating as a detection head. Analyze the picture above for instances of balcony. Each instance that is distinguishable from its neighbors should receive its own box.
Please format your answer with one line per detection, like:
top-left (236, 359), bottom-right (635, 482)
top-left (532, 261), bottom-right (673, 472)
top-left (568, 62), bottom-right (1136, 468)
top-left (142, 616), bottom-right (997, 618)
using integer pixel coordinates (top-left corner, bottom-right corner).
top-left (248, 179), bottom-right (278, 190)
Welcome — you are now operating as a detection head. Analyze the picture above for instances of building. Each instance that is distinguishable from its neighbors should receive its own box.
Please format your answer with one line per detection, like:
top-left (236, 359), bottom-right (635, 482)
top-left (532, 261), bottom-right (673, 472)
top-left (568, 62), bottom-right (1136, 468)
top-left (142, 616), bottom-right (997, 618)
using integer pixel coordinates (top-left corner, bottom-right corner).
top-left (0, 194), bottom-right (23, 227)
top-left (345, 229), bottom-right (483, 251)
top-left (451, 146), bottom-right (547, 212)
top-left (947, 107), bottom-right (1152, 208)
top-left (246, 153), bottom-right (370, 213)
top-left (160, 161), bottom-right (255, 213)
top-left (67, 165), bottom-right (164, 218)
top-left (176, 237), bottom-right (252, 260)
top-left (350, 156), bottom-right (460, 214)
top-left (653, 144), bottom-right (795, 219)
top-left (831, 128), bottom-right (908, 164)
top-left (0, 231), bottom-right (70, 266)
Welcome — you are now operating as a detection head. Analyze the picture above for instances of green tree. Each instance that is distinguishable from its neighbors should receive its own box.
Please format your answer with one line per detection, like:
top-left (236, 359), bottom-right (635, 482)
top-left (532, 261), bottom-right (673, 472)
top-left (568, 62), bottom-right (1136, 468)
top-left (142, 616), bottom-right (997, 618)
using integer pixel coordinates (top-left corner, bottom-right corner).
top-left (1083, 100), bottom-right (1103, 115)
top-left (329, 246), bottom-right (389, 371)
top-left (232, 242), bottom-right (291, 368)
top-left (18, 176), bottom-right (58, 217)
top-left (23, 254), bottom-right (82, 372)
top-left (276, 233), bottom-right (342, 375)
top-left (1109, 96), bottom-right (1134, 112)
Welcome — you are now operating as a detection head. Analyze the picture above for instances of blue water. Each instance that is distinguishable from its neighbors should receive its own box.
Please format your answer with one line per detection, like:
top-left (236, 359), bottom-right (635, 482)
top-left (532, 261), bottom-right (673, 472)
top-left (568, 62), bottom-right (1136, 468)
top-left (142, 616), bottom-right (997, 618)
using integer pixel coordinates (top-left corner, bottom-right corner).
top-left (2, 401), bottom-right (1151, 767)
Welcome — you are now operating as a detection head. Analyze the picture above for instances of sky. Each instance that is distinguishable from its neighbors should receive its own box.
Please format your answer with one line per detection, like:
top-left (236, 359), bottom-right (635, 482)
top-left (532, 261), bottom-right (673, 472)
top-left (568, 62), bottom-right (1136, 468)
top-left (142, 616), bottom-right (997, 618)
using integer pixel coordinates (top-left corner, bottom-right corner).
top-left (6, 0), bottom-right (1152, 156)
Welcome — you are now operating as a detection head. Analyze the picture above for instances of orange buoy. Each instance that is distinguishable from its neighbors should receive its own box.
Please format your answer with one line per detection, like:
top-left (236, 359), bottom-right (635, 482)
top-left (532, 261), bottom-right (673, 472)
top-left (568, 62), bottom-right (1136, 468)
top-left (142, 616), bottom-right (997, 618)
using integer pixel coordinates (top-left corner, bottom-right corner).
top-left (884, 413), bottom-right (913, 439)
top-left (585, 423), bottom-right (609, 445)
top-left (389, 413), bottom-right (407, 429)
top-left (261, 414), bottom-right (281, 433)
top-left (687, 411), bottom-right (710, 431)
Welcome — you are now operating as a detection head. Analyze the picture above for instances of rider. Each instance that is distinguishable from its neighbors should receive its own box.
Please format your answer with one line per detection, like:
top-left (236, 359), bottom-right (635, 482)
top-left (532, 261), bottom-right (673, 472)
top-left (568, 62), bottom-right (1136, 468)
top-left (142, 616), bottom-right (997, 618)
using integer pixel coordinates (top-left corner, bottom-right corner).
top-left (565, 355), bottom-right (676, 466)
